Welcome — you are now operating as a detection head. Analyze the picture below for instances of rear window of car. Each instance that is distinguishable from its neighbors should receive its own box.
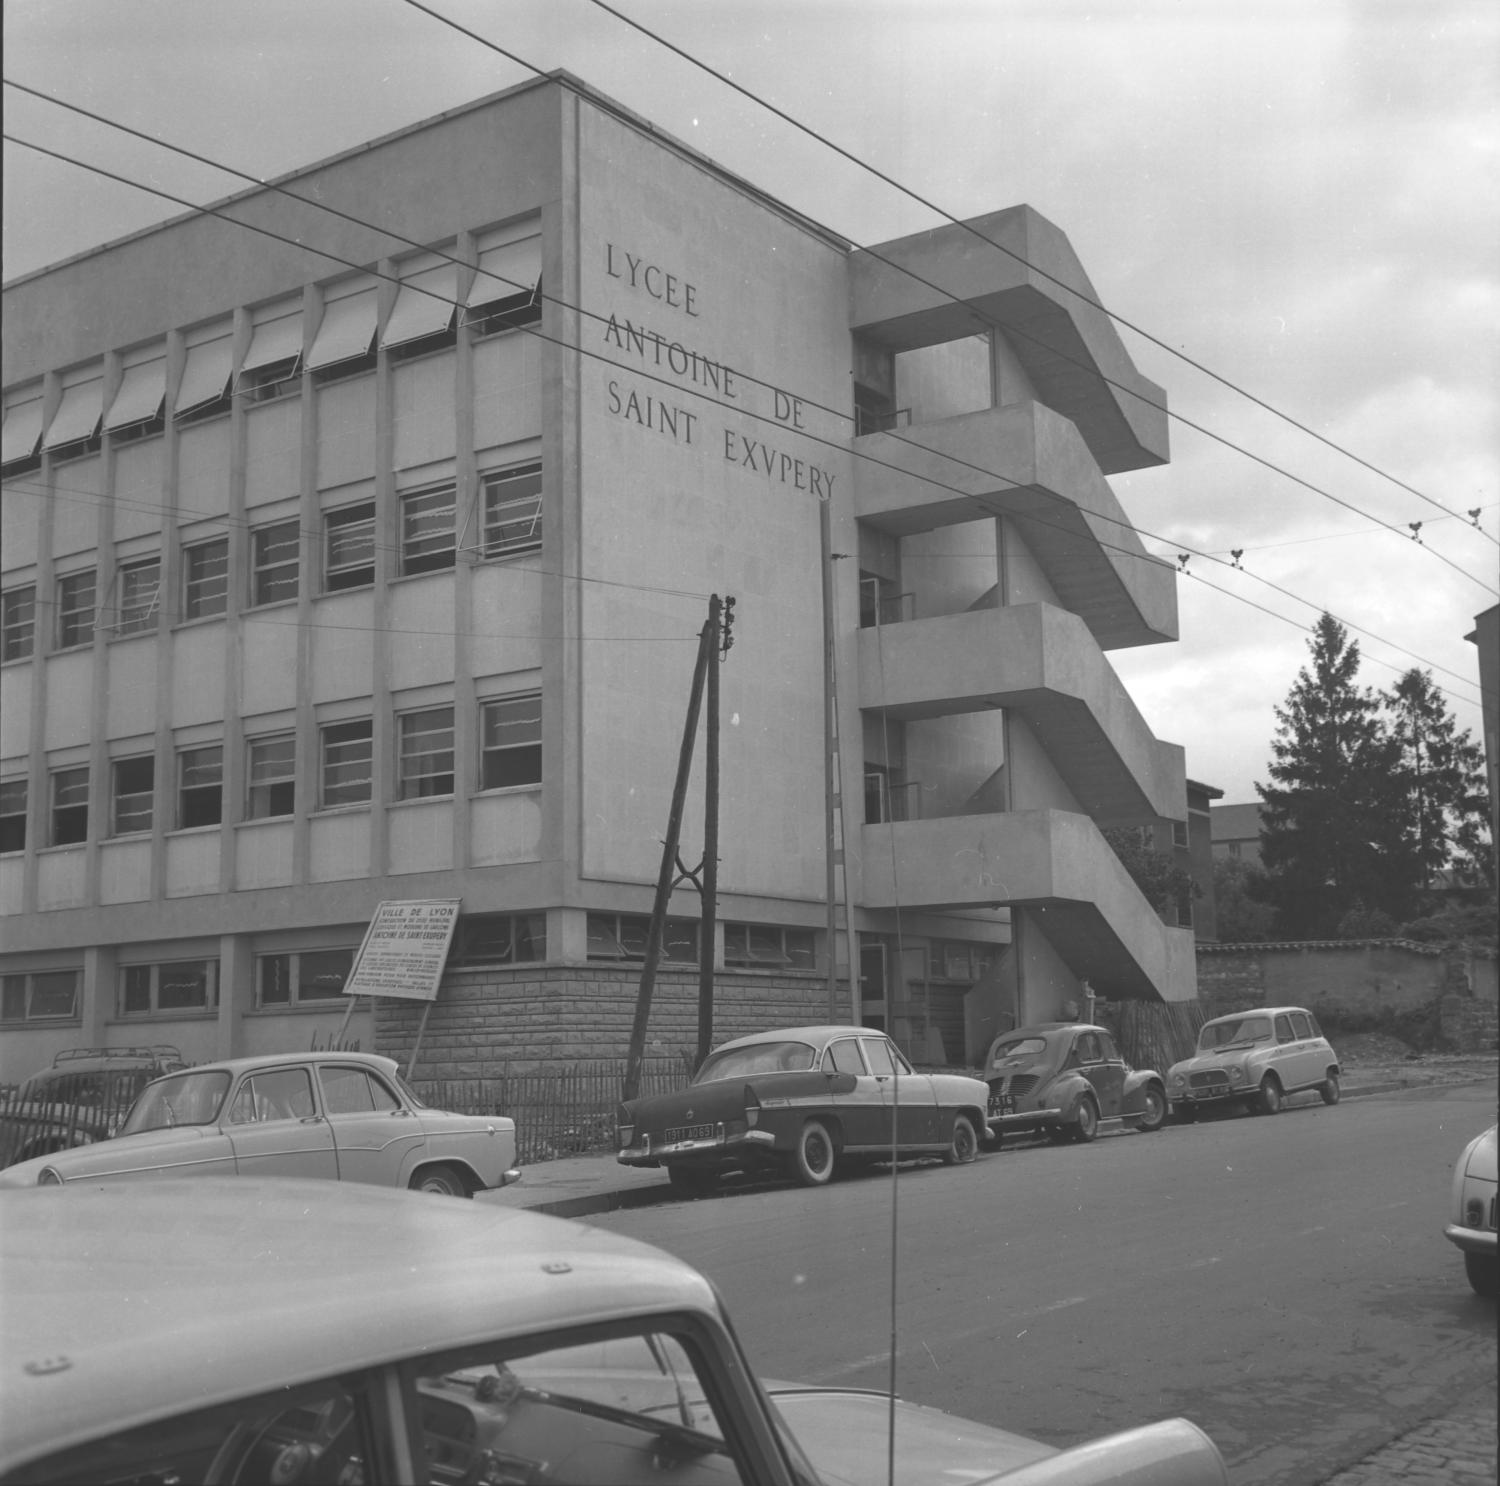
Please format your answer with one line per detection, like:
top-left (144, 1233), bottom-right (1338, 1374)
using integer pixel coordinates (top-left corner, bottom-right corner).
top-left (990, 1037), bottom-right (1048, 1065)
top-left (694, 1041), bottom-right (816, 1081)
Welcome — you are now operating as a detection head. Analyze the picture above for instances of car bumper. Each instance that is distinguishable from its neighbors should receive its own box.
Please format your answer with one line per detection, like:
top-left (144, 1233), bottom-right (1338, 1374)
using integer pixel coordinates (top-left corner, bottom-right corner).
top-left (988, 1107), bottom-right (1064, 1132)
top-left (617, 1127), bottom-right (777, 1167)
top-left (1171, 1088), bottom-right (1246, 1107)
top-left (1444, 1223), bottom-right (1498, 1257)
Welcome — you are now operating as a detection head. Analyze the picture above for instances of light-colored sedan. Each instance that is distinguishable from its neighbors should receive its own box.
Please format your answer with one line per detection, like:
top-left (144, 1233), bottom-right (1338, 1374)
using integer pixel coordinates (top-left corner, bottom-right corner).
top-left (0, 1050), bottom-right (518, 1197)
top-left (1446, 1124), bottom-right (1497, 1298)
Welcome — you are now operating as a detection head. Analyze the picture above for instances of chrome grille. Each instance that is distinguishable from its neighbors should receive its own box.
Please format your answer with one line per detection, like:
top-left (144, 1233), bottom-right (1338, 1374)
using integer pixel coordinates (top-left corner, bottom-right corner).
top-left (1189, 1071), bottom-right (1230, 1090)
top-left (1007, 1075), bottom-right (1039, 1099)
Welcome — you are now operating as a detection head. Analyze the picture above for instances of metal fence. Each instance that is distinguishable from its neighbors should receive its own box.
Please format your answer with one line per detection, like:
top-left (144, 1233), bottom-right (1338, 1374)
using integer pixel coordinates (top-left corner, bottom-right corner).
top-left (414, 1057), bottom-right (691, 1166)
top-left (0, 1082), bottom-right (141, 1169)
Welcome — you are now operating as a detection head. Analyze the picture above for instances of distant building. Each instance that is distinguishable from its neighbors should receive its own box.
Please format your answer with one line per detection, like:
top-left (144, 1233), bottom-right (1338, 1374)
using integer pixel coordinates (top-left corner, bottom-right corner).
top-left (1211, 801), bottom-right (1263, 869)
top-left (1, 72), bottom-right (1194, 1080)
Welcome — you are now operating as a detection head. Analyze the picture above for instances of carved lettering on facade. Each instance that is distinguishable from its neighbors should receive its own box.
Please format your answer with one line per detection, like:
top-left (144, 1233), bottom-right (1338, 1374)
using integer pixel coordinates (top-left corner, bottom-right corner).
top-left (605, 243), bottom-right (699, 317)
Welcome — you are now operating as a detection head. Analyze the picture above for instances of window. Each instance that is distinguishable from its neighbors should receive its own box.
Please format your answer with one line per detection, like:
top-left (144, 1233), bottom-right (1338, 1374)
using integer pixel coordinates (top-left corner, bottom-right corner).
top-left (400, 482), bottom-right (456, 575)
top-left (120, 959), bottom-right (218, 1016)
top-left (320, 719), bottom-right (372, 807)
top-left (466, 228), bottom-right (542, 335)
top-left (1, 970), bottom-right (79, 1023)
top-left (174, 330), bottom-right (233, 423)
top-left (824, 1038), bottom-right (866, 1076)
top-left (479, 694), bottom-right (541, 789)
top-left (1290, 1012), bottom-right (1313, 1039)
top-left (723, 923), bottom-right (817, 970)
top-left (324, 503), bottom-right (375, 592)
top-left (398, 707), bottom-right (453, 799)
top-left (111, 757), bottom-right (154, 835)
top-left (252, 519), bottom-right (300, 605)
top-left (247, 735), bottom-right (295, 819)
top-left (238, 355), bottom-right (301, 404)
top-left (1171, 820), bottom-right (1189, 848)
top-left (183, 538), bottom-right (229, 619)
top-left (178, 746), bottom-right (223, 828)
top-left (931, 940), bottom-right (1001, 982)
top-left (257, 948), bottom-right (354, 1007)
top-left (450, 913), bottom-right (546, 964)
top-left (0, 778), bottom-right (25, 852)
top-left (229, 1068), bottom-right (316, 1123)
top-left (586, 912), bottom-right (698, 963)
top-left (319, 1064), bottom-right (401, 1114)
top-left (1274, 1014), bottom-right (1295, 1044)
top-left (56, 570), bottom-right (96, 648)
top-left (50, 767), bottom-right (89, 845)
top-left (482, 462), bottom-right (543, 556)
top-left (113, 558), bottom-right (161, 636)
top-left (864, 766), bottom-right (917, 823)
top-left (2, 585), bottom-right (35, 661)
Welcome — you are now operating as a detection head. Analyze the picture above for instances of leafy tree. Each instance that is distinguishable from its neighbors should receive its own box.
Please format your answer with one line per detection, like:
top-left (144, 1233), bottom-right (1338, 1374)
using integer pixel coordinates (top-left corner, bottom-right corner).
top-left (1383, 667), bottom-right (1494, 890)
top-left (1211, 856), bottom-right (1277, 942)
top-left (1102, 826), bottom-right (1198, 922)
top-left (1256, 614), bottom-right (1410, 936)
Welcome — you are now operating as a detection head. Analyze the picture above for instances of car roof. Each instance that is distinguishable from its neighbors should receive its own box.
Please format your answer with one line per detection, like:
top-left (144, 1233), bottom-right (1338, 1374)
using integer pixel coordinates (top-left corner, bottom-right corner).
top-left (146, 1049), bottom-right (403, 1079)
top-left (994, 1023), bottom-right (1103, 1039)
top-left (1202, 1007), bottom-right (1311, 1024)
top-left (709, 1025), bottom-right (882, 1055)
top-left (0, 1179), bottom-right (718, 1473)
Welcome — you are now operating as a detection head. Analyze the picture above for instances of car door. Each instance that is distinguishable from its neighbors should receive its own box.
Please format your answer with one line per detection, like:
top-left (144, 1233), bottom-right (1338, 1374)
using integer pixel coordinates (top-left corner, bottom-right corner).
top-left (318, 1064), bottom-right (424, 1186)
top-left (820, 1037), bottom-right (887, 1150)
top-left (225, 1067), bottom-right (338, 1179)
top-left (1270, 1013), bottom-right (1302, 1090)
top-left (862, 1036), bottom-right (941, 1147)
top-left (1072, 1032), bottom-right (1123, 1119)
top-left (1287, 1011), bottom-right (1322, 1090)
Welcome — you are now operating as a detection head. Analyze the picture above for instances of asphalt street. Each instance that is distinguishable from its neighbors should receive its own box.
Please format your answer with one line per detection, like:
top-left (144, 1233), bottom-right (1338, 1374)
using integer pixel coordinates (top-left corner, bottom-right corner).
top-left (584, 1084), bottom-right (1498, 1486)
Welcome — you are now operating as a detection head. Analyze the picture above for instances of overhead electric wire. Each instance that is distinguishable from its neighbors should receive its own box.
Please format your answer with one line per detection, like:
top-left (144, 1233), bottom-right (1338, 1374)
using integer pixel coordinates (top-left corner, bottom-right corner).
top-left (1, 129), bottom-right (1485, 704)
top-left (382, 6), bottom-right (1499, 592)
top-left (580, 0), bottom-right (1498, 546)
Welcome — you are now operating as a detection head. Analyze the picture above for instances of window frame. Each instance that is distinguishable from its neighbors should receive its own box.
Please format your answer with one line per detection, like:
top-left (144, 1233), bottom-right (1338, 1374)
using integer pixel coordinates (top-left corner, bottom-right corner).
top-left (586, 912), bottom-right (699, 964)
top-left (1, 584), bottom-right (36, 661)
top-left (251, 519), bottom-right (300, 606)
top-left (113, 557), bottom-right (162, 637)
top-left (478, 693), bottom-right (542, 791)
top-left (119, 958), bottom-right (219, 1017)
top-left (481, 461), bottom-right (543, 558)
top-left (111, 755), bottom-right (155, 836)
top-left (50, 766), bottom-right (89, 845)
top-left (1, 969), bottom-right (80, 1024)
top-left (399, 480), bottom-right (458, 576)
top-left (449, 912), bottom-right (547, 965)
top-left (0, 776), bottom-right (26, 853)
top-left (319, 718), bottom-right (373, 809)
top-left (56, 569), bottom-right (97, 649)
top-left (397, 707), bottom-right (455, 801)
top-left (182, 537), bottom-right (230, 621)
top-left (722, 922), bottom-right (817, 971)
top-left (323, 502), bottom-right (376, 593)
top-left (177, 745), bottom-right (224, 829)
top-left (246, 734), bottom-right (296, 820)
top-left (256, 947), bottom-right (356, 1009)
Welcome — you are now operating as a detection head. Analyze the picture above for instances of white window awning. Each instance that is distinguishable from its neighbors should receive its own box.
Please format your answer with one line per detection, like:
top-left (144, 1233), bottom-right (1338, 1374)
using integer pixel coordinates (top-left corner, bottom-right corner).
top-left (466, 236), bottom-right (542, 315)
top-left (175, 337), bottom-right (233, 414)
top-left (382, 264), bottom-right (458, 348)
top-left (42, 379), bottom-right (104, 449)
top-left (309, 288), bottom-right (378, 370)
top-left (2, 399), bottom-right (44, 464)
top-left (239, 313), bottom-right (303, 380)
top-left (104, 359), bottom-right (167, 430)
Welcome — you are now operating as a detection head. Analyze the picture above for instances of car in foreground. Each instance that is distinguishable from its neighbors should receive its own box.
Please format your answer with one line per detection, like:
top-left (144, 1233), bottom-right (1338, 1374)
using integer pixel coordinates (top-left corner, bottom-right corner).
top-left (0, 1044), bottom-right (185, 1169)
top-left (0, 1050), bottom-right (519, 1197)
top-left (618, 1025), bottom-right (993, 1191)
top-left (0, 1178), bottom-right (1230, 1485)
top-left (1445, 1123), bottom-right (1497, 1298)
top-left (981, 1023), bottom-right (1168, 1144)
top-left (1166, 1007), bottom-right (1340, 1120)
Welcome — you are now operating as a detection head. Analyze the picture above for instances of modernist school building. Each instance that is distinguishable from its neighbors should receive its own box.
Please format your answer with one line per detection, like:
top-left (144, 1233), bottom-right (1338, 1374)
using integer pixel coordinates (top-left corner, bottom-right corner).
top-left (0, 73), bottom-right (1195, 1085)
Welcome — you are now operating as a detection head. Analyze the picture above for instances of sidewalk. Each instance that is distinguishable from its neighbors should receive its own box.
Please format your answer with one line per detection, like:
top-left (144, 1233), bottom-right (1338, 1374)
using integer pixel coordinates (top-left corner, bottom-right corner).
top-left (478, 1054), bottom-right (1498, 1221)
top-left (1318, 1382), bottom-right (1497, 1485)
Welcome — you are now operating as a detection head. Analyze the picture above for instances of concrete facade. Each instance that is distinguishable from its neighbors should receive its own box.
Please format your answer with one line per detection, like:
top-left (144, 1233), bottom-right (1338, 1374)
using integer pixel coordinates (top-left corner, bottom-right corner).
top-left (0, 74), bottom-right (1192, 1082)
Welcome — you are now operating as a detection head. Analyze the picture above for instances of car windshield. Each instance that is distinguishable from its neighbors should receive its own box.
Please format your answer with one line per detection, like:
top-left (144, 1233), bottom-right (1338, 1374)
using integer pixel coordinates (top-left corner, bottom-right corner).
top-left (990, 1036), bottom-right (1049, 1066)
top-left (120, 1070), bottom-right (232, 1133)
top-left (1199, 1016), bottom-right (1272, 1051)
top-left (694, 1041), bottom-right (816, 1082)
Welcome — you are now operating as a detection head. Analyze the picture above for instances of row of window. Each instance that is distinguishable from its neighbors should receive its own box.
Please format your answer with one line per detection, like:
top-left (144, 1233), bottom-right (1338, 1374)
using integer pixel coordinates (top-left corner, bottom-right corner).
top-left (0, 694), bottom-right (541, 850)
top-left (0, 463), bottom-right (542, 662)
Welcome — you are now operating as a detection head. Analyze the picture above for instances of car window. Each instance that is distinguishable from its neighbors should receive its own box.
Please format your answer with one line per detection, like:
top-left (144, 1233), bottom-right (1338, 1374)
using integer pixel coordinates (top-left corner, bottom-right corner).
top-left (861, 1037), bottom-right (898, 1076)
top-left (321, 1065), bottom-right (401, 1115)
top-left (10, 1374), bottom-right (378, 1485)
top-left (1097, 1032), bottom-right (1120, 1062)
top-left (823, 1039), bottom-right (866, 1076)
top-left (121, 1070), bottom-right (232, 1133)
top-left (694, 1041), bottom-right (816, 1081)
top-left (1290, 1012), bottom-right (1312, 1039)
top-left (990, 1036), bottom-right (1047, 1065)
top-left (1198, 1016), bottom-right (1272, 1051)
top-left (1274, 1015), bottom-right (1294, 1044)
top-left (229, 1068), bottom-right (316, 1125)
top-left (406, 1327), bottom-right (751, 1485)
top-left (1074, 1032), bottom-right (1101, 1063)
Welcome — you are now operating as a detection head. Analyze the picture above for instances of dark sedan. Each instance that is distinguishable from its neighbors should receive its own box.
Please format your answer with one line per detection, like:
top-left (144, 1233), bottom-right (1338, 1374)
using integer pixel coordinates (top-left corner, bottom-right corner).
top-left (983, 1022), bottom-right (1168, 1144)
top-left (617, 1024), bottom-right (994, 1192)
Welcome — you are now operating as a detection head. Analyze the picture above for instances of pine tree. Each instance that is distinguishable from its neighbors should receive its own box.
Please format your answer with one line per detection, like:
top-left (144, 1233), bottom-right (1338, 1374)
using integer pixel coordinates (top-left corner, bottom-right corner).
top-left (1384, 668), bottom-right (1494, 889)
top-left (1255, 614), bottom-right (1407, 935)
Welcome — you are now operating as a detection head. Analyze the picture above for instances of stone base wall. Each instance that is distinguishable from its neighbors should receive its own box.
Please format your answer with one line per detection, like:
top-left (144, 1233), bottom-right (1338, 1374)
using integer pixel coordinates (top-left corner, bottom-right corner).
top-left (374, 964), bottom-right (835, 1080)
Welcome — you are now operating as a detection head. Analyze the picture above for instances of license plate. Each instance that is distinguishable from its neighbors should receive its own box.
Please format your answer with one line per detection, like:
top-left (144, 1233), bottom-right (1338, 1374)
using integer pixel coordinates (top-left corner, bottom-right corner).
top-left (989, 1095), bottom-right (1015, 1115)
top-left (663, 1122), bottom-right (716, 1144)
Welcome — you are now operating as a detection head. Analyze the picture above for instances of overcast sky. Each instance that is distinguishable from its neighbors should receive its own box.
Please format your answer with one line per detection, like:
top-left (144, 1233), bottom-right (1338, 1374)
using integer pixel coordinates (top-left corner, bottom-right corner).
top-left (3, 0), bottom-right (1496, 805)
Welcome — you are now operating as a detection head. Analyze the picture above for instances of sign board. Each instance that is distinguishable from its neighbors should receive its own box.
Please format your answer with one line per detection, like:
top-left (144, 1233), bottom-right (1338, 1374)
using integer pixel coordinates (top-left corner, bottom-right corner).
top-left (343, 900), bottom-right (461, 1003)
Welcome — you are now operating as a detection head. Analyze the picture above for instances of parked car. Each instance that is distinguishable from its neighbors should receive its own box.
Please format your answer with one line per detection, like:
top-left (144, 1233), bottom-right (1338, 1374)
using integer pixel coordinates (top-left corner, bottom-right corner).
top-left (1445, 1123), bottom-right (1497, 1298)
top-left (0, 1050), bottom-right (519, 1196)
top-left (617, 1025), bottom-right (994, 1192)
top-left (0, 1178), bottom-right (1230, 1484)
top-left (1166, 1007), bottom-right (1340, 1120)
top-left (981, 1023), bottom-right (1168, 1144)
top-left (0, 1044), bottom-right (185, 1170)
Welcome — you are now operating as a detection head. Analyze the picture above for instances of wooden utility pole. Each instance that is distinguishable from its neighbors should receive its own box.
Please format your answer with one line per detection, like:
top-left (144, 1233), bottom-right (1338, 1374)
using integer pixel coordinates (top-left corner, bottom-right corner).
top-left (696, 595), bottom-right (727, 1070)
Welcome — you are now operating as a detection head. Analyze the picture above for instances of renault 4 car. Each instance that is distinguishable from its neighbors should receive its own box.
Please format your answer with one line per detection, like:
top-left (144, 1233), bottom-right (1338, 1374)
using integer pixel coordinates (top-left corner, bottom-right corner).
top-left (1445, 1124), bottom-right (1497, 1298)
top-left (1167, 1007), bottom-right (1340, 1120)
top-left (0, 1178), bottom-right (1230, 1484)
top-left (981, 1023), bottom-right (1168, 1144)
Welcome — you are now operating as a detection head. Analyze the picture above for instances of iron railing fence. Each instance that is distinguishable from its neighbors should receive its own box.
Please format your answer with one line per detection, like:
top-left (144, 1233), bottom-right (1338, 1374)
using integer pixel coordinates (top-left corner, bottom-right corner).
top-left (415, 1058), bottom-right (691, 1166)
top-left (0, 1082), bottom-right (143, 1169)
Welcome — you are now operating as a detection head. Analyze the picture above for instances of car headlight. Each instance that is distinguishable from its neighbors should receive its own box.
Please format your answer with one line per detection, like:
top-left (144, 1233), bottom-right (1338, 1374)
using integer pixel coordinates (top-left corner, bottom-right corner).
top-left (1230, 1067), bottom-right (1245, 1083)
top-left (1170, 1073), bottom-right (1185, 1089)
top-left (37, 1168), bottom-right (62, 1186)
top-left (617, 1124), bottom-right (635, 1149)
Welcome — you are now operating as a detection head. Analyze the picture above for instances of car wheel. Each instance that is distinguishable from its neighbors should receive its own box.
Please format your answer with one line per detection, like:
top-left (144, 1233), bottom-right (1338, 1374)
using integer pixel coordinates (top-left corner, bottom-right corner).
top-left (790, 1119), bottom-right (836, 1186)
top-left (1136, 1086), bottom-right (1167, 1133)
top-left (667, 1164), bottom-right (715, 1196)
top-left (1256, 1076), bottom-right (1282, 1116)
top-left (944, 1113), bottom-right (979, 1165)
top-left (408, 1163), bottom-right (470, 1197)
top-left (1071, 1096), bottom-right (1099, 1144)
top-left (1320, 1071), bottom-right (1341, 1106)
top-left (1464, 1252), bottom-right (1498, 1299)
